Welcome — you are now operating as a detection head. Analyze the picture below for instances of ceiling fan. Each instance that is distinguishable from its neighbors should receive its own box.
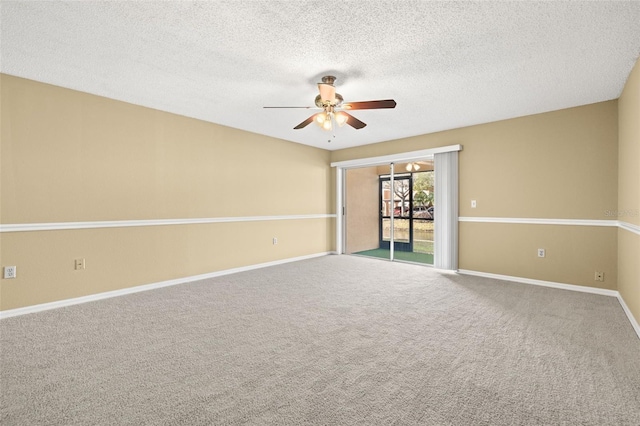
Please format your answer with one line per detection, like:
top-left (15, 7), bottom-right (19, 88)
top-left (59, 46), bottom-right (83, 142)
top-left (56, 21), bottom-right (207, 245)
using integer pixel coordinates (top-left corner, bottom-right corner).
top-left (264, 75), bottom-right (396, 131)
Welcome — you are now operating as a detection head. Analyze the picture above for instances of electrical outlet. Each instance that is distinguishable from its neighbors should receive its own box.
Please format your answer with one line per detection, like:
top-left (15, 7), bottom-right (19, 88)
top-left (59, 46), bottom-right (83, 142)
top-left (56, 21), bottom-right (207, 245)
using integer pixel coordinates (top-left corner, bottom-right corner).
top-left (272, 237), bottom-right (278, 245)
top-left (595, 271), bottom-right (604, 282)
top-left (471, 200), bottom-right (477, 208)
top-left (537, 248), bottom-right (545, 258)
top-left (74, 258), bottom-right (86, 270)
top-left (3, 266), bottom-right (17, 279)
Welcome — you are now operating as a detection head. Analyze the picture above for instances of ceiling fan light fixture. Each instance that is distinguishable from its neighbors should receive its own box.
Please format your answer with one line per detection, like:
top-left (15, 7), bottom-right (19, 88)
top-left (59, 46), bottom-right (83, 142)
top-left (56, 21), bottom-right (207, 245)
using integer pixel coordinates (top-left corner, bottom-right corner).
top-left (315, 112), bottom-right (326, 125)
top-left (406, 162), bottom-right (421, 172)
top-left (322, 117), bottom-right (333, 131)
top-left (334, 111), bottom-right (348, 127)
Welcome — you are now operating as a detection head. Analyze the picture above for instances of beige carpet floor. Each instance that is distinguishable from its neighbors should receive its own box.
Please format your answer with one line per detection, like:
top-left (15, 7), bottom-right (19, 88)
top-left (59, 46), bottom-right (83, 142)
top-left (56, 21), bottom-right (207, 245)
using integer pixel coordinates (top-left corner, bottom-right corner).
top-left (1, 255), bottom-right (639, 425)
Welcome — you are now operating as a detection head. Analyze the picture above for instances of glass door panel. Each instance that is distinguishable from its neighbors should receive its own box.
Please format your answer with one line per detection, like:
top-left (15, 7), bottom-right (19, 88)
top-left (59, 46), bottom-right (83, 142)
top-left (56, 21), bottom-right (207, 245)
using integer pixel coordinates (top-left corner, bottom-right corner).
top-left (379, 166), bottom-right (434, 265)
top-left (393, 177), bottom-right (412, 252)
top-left (375, 164), bottom-right (392, 259)
top-left (344, 165), bottom-right (390, 260)
top-left (411, 169), bottom-right (434, 264)
top-left (380, 174), bottom-right (411, 253)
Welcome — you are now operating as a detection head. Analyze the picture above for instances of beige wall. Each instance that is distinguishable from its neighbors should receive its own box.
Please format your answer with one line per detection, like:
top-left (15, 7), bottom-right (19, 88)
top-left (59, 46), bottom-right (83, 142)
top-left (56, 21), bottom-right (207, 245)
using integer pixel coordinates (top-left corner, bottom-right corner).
top-left (2, 67), bottom-right (636, 324)
top-left (345, 167), bottom-right (380, 253)
top-left (0, 75), bottom-right (334, 310)
top-left (617, 57), bottom-right (640, 325)
top-left (332, 101), bottom-right (619, 290)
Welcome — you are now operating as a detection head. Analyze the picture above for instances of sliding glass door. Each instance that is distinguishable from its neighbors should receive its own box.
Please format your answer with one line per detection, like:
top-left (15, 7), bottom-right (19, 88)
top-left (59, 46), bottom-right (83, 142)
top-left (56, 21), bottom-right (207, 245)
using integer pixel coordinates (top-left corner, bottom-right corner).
top-left (342, 160), bottom-right (434, 265)
top-left (333, 144), bottom-right (460, 270)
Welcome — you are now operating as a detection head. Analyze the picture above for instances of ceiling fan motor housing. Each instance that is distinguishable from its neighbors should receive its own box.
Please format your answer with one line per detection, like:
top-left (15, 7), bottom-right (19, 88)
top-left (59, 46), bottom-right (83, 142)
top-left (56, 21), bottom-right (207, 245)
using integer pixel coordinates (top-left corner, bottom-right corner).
top-left (315, 93), bottom-right (343, 108)
top-left (321, 75), bottom-right (337, 85)
top-left (317, 75), bottom-right (343, 106)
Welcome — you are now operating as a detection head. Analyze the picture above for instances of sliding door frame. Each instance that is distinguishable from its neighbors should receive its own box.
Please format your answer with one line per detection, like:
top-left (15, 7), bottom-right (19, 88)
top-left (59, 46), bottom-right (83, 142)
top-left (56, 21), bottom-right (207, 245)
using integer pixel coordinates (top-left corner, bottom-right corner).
top-left (332, 144), bottom-right (462, 266)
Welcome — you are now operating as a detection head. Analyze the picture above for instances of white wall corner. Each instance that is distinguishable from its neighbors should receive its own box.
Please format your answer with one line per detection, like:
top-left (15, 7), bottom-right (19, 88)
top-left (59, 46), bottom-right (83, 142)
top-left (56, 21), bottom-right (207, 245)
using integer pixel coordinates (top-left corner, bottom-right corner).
top-left (458, 269), bottom-right (639, 340)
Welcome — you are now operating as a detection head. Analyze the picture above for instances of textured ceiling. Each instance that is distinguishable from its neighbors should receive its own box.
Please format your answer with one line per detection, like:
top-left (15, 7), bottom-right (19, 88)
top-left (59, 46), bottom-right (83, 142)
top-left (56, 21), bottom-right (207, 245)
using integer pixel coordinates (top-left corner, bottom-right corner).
top-left (2, 1), bottom-right (640, 151)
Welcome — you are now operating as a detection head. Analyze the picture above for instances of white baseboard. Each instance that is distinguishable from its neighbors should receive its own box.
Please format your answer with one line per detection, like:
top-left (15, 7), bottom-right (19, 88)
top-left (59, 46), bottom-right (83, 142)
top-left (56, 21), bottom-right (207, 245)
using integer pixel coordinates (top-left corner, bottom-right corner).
top-left (0, 252), bottom-right (333, 320)
top-left (458, 269), bottom-right (640, 340)
top-left (616, 294), bottom-right (640, 340)
top-left (457, 269), bottom-right (619, 296)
